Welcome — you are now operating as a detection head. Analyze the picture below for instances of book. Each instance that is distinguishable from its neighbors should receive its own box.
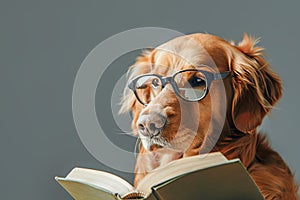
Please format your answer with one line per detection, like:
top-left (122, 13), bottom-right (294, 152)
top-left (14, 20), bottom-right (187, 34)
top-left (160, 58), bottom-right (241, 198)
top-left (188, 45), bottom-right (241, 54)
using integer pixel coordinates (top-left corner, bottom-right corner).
top-left (55, 152), bottom-right (265, 200)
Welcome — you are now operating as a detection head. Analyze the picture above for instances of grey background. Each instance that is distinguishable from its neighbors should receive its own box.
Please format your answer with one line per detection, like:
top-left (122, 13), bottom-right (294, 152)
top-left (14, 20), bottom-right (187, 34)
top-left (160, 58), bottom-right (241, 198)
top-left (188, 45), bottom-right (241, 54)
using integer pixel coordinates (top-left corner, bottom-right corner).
top-left (1, 0), bottom-right (299, 199)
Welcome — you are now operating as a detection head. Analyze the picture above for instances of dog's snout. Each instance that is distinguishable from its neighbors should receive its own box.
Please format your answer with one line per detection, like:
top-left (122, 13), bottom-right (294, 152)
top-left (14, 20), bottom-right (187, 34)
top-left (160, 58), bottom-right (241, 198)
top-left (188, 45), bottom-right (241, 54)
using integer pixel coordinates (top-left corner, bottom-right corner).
top-left (137, 112), bottom-right (167, 137)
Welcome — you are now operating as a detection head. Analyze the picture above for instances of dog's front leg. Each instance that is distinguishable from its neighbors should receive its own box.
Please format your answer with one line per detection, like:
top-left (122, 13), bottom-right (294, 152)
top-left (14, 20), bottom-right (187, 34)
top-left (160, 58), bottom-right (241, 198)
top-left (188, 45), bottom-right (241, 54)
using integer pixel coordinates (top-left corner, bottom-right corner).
top-left (134, 147), bottom-right (159, 187)
top-left (134, 147), bottom-right (183, 186)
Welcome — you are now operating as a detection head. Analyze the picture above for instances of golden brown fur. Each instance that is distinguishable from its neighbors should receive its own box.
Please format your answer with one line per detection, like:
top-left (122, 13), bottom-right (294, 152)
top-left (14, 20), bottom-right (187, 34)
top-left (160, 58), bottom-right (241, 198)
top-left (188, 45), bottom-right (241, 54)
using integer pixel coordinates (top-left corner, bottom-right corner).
top-left (120, 33), bottom-right (299, 199)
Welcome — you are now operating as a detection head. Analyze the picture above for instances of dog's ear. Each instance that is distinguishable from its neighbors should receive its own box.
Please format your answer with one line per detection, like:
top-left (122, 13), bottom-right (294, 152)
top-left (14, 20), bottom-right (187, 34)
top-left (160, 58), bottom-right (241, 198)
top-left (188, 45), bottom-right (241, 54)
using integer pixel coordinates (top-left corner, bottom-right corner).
top-left (119, 50), bottom-right (153, 114)
top-left (230, 34), bottom-right (282, 133)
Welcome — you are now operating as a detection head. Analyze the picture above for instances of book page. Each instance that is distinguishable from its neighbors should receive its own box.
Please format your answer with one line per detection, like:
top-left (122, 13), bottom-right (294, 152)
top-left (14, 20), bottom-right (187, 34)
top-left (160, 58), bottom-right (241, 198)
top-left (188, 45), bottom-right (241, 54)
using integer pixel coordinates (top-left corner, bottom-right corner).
top-left (55, 179), bottom-right (118, 200)
top-left (57, 167), bottom-right (135, 196)
top-left (136, 152), bottom-right (229, 195)
top-left (151, 161), bottom-right (264, 200)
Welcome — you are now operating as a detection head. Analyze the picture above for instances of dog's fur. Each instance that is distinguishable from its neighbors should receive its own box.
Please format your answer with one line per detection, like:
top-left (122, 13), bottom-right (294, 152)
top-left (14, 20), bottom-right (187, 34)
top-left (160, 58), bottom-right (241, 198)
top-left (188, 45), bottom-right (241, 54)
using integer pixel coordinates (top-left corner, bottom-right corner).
top-left (120, 33), bottom-right (299, 199)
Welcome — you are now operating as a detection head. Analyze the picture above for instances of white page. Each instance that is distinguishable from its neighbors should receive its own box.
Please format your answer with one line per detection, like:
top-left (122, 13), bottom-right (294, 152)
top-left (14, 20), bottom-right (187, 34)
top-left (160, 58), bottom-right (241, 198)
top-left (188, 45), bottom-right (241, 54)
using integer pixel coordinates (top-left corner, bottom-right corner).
top-left (57, 167), bottom-right (135, 196)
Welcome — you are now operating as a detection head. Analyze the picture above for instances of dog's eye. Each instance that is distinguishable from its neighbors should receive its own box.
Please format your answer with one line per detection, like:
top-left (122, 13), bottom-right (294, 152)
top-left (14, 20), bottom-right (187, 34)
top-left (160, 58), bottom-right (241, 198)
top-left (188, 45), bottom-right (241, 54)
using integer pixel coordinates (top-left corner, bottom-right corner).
top-left (136, 84), bottom-right (147, 89)
top-left (188, 76), bottom-right (205, 87)
top-left (151, 78), bottom-right (160, 89)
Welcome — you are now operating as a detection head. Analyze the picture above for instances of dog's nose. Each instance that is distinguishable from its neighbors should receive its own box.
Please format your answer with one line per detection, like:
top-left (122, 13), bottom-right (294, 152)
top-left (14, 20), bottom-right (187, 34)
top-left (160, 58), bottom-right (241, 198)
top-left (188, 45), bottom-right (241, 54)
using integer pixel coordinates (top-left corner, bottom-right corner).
top-left (137, 112), bottom-right (167, 137)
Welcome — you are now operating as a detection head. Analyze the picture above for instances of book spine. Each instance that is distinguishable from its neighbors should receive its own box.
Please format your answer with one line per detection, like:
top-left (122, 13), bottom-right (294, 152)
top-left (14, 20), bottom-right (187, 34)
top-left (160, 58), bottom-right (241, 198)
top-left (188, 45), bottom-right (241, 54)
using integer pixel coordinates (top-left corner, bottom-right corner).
top-left (119, 191), bottom-right (146, 199)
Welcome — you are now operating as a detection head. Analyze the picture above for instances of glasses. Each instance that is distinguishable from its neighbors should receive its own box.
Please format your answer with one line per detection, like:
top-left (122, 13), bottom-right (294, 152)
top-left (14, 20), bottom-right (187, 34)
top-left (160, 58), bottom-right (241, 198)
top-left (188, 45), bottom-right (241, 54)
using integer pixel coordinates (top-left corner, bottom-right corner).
top-left (128, 67), bottom-right (231, 106)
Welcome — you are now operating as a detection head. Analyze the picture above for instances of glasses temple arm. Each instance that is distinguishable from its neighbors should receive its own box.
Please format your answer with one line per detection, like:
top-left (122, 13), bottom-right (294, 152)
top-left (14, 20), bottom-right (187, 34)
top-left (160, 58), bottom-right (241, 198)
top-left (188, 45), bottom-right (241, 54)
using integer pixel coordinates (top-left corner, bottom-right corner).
top-left (213, 71), bottom-right (232, 80)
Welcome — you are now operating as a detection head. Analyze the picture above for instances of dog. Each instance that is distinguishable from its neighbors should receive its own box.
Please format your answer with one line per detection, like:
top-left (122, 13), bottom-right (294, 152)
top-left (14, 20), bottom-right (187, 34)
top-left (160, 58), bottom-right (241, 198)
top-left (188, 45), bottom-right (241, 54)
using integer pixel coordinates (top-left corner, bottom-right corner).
top-left (120, 33), bottom-right (299, 199)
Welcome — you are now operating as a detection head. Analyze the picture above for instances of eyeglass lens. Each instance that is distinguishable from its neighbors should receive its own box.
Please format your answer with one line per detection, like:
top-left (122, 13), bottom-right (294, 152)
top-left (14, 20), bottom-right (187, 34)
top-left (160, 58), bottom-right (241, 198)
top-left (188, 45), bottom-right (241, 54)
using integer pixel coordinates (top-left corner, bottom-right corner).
top-left (174, 70), bottom-right (207, 101)
top-left (135, 75), bottom-right (163, 105)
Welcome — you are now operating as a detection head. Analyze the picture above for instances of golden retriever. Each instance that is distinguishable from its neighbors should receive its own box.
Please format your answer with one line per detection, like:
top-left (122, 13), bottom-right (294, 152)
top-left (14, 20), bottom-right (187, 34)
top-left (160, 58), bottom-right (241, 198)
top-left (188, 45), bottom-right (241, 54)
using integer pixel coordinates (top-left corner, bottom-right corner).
top-left (120, 33), bottom-right (299, 199)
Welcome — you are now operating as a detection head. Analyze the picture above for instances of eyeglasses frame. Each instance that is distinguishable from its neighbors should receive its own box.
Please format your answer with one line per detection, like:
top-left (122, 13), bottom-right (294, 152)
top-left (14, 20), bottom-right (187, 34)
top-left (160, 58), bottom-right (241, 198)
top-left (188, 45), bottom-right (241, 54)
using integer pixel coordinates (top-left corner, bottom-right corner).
top-left (128, 66), bottom-right (231, 106)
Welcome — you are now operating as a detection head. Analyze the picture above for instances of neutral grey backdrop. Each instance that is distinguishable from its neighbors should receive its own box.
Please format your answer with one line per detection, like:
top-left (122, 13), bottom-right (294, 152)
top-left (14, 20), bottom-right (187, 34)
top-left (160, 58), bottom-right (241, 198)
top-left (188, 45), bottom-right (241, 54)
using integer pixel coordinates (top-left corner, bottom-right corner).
top-left (1, 0), bottom-right (299, 199)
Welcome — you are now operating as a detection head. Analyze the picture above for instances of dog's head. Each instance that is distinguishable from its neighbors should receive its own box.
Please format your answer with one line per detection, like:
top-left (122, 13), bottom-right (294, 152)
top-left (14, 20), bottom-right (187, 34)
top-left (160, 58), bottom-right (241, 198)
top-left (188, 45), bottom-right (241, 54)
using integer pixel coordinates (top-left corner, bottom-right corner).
top-left (120, 33), bottom-right (282, 154)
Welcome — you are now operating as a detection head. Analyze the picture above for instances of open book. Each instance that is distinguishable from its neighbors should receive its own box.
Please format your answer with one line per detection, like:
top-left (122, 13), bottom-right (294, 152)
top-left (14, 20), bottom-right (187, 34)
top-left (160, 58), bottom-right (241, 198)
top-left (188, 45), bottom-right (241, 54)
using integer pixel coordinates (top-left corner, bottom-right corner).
top-left (55, 152), bottom-right (264, 200)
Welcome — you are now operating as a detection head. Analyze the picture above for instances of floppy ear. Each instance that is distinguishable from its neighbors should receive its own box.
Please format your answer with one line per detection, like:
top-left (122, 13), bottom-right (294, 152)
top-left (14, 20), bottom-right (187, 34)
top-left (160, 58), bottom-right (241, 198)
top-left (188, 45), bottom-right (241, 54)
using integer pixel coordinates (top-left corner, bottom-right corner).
top-left (231, 34), bottom-right (282, 133)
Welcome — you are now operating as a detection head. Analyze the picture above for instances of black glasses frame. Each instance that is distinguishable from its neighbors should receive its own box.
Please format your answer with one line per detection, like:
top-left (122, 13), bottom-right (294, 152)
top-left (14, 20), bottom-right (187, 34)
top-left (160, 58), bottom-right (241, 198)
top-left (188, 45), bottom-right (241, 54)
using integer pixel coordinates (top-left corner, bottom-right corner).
top-left (128, 67), bottom-right (231, 106)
